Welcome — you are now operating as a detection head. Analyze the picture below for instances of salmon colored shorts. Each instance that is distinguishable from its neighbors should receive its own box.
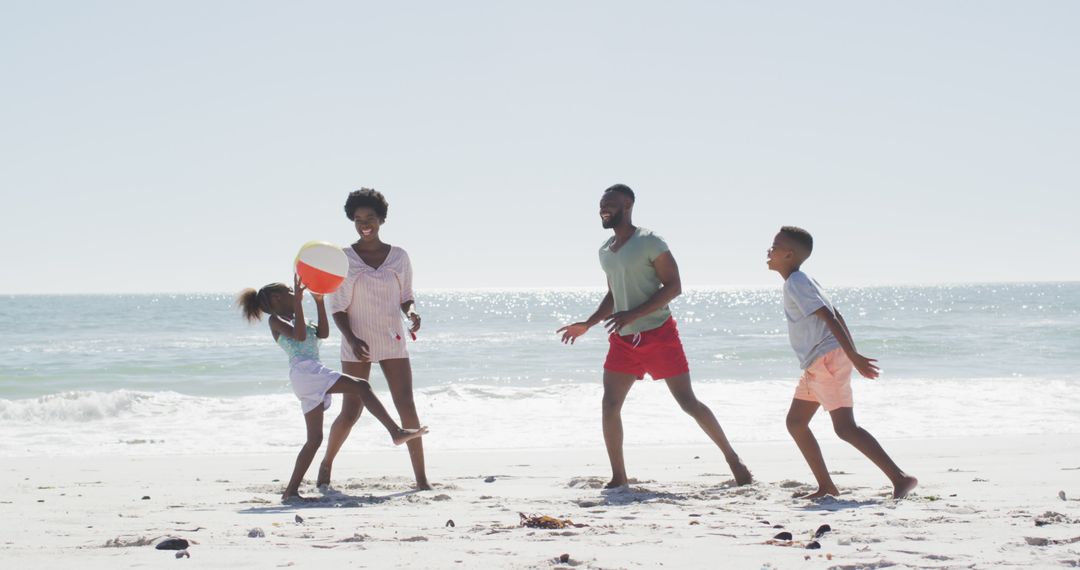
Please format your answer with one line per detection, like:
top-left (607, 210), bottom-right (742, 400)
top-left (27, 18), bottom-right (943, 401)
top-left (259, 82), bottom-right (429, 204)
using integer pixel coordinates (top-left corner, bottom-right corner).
top-left (604, 318), bottom-right (690, 380)
top-left (794, 347), bottom-right (854, 411)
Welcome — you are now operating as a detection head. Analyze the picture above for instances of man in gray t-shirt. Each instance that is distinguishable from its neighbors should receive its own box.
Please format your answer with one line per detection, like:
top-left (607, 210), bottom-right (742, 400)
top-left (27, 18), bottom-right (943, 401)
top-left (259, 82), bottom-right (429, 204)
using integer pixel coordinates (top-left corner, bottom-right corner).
top-left (558, 184), bottom-right (752, 489)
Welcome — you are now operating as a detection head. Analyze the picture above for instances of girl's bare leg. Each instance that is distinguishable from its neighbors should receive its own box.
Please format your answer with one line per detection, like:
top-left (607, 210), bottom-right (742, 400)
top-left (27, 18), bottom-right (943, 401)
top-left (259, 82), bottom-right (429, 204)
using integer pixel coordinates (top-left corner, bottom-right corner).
top-left (380, 358), bottom-right (431, 490)
top-left (327, 376), bottom-right (427, 446)
top-left (283, 406), bottom-right (325, 501)
top-left (318, 361), bottom-right (371, 486)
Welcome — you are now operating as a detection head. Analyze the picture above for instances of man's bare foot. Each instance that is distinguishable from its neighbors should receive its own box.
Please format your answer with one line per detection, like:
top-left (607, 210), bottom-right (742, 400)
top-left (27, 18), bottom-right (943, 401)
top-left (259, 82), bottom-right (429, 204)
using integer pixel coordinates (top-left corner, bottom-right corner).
top-left (728, 458), bottom-right (753, 486)
top-left (316, 463), bottom-right (332, 488)
top-left (392, 426), bottom-right (429, 446)
top-left (415, 481), bottom-right (433, 491)
top-left (799, 486), bottom-right (840, 500)
top-left (604, 478), bottom-right (629, 489)
top-left (892, 474), bottom-right (918, 499)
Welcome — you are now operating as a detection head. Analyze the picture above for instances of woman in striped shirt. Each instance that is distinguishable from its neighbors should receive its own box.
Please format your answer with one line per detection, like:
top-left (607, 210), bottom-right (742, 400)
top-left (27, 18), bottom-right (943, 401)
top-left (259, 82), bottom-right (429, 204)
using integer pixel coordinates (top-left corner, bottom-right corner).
top-left (320, 188), bottom-right (431, 489)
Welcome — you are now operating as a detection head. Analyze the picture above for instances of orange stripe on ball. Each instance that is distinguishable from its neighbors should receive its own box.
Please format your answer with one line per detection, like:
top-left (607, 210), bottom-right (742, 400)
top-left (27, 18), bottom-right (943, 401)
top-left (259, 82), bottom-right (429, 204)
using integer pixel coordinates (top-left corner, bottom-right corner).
top-left (296, 261), bottom-right (346, 294)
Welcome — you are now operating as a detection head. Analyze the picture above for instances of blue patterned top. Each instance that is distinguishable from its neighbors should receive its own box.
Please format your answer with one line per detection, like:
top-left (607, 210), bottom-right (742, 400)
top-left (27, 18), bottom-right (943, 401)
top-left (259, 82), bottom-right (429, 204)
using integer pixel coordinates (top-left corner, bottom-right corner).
top-left (275, 319), bottom-right (320, 363)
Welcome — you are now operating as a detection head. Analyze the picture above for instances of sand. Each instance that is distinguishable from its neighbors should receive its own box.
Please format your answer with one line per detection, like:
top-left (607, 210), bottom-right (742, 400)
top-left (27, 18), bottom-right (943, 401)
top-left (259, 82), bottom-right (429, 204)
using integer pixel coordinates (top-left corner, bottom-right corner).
top-left (3, 435), bottom-right (1080, 569)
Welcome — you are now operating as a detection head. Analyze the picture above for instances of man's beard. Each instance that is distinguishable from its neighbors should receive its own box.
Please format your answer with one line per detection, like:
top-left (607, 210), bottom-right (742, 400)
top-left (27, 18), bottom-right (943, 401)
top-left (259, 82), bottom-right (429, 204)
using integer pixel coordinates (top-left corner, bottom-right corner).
top-left (602, 209), bottom-right (624, 229)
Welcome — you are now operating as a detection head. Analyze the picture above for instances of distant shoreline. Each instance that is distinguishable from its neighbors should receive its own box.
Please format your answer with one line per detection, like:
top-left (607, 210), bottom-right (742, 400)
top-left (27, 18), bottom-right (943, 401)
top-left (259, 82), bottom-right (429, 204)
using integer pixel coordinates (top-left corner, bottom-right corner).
top-left (3, 280), bottom-right (1078, 297)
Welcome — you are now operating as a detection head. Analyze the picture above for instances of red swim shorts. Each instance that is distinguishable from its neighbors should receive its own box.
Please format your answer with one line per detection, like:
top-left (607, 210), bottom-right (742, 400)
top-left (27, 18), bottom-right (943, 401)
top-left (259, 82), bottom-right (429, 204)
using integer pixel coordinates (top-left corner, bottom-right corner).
top-left (603, 318), bottom-right (690, 380)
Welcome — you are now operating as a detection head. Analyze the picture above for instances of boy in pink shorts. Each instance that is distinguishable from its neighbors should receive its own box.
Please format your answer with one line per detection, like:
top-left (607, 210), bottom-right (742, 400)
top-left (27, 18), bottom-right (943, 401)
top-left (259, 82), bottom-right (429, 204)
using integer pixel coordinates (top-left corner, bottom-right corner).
top-left (768, 226), bottom-right (918, 500)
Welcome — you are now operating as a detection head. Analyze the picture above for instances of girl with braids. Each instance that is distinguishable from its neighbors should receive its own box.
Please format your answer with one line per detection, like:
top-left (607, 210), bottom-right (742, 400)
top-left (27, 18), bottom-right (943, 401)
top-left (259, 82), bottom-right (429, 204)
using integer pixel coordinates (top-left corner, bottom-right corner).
top-left (237, 274), bottom-right (428, 502)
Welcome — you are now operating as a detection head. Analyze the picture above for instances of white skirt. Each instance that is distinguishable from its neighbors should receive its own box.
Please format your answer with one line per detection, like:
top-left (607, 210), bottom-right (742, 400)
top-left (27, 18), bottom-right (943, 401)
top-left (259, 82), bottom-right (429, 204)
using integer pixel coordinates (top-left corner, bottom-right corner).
top-left (288, 359), bottom-right (342, 414)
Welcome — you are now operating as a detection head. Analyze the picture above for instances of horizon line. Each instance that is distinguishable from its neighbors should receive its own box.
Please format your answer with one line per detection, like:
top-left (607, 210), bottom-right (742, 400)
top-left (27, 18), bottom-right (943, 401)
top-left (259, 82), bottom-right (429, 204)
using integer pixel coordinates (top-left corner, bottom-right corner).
top-left (2, 279), bottom-right (1077, 297)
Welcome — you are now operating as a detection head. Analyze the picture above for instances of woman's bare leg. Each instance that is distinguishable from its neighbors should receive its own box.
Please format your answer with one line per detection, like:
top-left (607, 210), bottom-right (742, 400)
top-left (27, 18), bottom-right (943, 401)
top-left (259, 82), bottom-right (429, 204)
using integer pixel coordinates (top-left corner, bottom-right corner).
top-left (326, 375), bottom-right (427, 445)
top-left (318, 361), bottom-right (370, 487)
top-left (380, 358), bottom-right (431, 490)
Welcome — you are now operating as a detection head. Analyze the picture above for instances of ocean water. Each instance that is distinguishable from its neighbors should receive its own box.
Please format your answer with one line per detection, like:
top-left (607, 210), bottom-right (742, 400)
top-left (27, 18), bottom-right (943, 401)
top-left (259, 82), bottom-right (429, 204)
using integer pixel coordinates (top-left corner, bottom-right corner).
top-left (1, 283), bottom-right (1078, 457)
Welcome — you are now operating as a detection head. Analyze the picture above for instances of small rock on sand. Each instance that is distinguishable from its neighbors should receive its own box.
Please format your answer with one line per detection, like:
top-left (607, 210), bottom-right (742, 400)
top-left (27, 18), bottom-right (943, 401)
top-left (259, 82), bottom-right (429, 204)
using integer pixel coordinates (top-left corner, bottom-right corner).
top-left (141, 496), bottom-right (150, 500)
top-left (484, 476), bottom-right (496, 483)
top-left (559, 553), bottom-right (570, 563)
top-left (815, 524), bottom-right (832, 538)
top-left (294, 515), bottom-right (304, 524)
top-left (1060, 491), bottom-right (1068, 501)
top-left (155, 538), bottom-right (189, 551)
top-left (446, 519), bottom-right (455, 527)
top-left (247, 528), bottom-right (265, 538)
top-left (175, 550), bottom-right (190, 559)
top-left (773, 532), bottom-right (793, 541)
top-left (806, 540), bottom-right (821, 550)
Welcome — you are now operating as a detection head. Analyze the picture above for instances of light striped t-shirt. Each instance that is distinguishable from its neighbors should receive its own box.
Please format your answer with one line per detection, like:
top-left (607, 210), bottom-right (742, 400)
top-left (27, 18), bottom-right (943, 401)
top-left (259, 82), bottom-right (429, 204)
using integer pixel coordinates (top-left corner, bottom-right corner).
top-left (329, 245), bottom-right (415, 363)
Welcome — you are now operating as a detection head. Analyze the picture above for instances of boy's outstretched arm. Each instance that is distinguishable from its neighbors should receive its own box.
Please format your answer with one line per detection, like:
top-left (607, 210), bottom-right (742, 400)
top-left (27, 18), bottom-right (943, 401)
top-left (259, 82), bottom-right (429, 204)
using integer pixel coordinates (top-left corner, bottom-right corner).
top-left (812, 307), bottom-right (879, 379)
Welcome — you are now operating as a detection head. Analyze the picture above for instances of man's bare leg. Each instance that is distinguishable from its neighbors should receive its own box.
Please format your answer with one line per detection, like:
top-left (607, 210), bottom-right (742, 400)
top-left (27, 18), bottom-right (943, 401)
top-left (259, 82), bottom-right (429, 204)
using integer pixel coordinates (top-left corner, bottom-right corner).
top-left (602, 371), bottom-right (637, 488)
top-left (664, 374), bottom-right (752, 485)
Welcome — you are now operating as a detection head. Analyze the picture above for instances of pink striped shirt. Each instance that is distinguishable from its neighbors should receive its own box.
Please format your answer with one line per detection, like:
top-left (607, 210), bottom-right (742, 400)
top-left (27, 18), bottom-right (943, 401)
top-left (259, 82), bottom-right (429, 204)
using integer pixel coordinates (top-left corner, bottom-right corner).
top-left (330, 246), bottom-right (415, 363)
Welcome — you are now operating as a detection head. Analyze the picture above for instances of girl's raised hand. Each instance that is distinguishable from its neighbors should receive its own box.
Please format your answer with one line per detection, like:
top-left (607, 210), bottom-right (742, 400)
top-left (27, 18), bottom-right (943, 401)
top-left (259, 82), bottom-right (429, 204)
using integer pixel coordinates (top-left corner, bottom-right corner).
top-left (293, 273), bottom-right (307, 294)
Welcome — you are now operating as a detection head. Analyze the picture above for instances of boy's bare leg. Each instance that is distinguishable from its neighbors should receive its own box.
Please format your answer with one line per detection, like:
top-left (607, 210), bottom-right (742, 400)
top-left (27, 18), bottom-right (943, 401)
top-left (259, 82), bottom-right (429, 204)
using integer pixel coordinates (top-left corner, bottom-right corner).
top-left (786, 398), bottom-right (839, 499)
top-left (319, 361), bottom-right (371, 487)
top-left (665, 374), bottom-right (752, 485)
top-left (602, 371), bottom-right (637, 488)
top-left (828, 407), bottom-right (918, 499)
top-left (284, 406), bottom-right (325, 501)
top-left (328, 377), bottom-right (428, 446)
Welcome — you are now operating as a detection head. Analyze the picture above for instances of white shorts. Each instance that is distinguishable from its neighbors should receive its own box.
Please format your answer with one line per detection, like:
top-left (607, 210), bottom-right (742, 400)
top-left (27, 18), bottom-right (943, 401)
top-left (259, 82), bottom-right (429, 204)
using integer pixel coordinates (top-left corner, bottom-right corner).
top-left (288, 359), bottom-right (344, 414)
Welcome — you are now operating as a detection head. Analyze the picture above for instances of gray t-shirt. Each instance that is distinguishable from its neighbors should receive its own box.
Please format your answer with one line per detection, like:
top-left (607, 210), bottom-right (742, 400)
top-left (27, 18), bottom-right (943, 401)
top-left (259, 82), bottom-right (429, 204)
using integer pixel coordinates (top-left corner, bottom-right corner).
top-left (599, 227), bottom-right (672, 335)
top-left (783, 270), bottom-right (841, 369)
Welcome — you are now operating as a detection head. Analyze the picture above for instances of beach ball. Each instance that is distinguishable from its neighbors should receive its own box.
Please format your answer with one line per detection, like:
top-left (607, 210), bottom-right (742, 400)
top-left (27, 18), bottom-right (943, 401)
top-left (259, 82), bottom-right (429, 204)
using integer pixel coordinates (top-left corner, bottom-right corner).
top-left (294, 241), bottom-right (348, 294)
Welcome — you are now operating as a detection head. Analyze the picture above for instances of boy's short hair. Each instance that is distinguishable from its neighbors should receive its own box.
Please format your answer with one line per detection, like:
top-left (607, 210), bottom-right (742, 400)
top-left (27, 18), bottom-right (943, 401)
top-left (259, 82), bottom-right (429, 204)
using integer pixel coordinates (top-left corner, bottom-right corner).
top-left (604, 184), bottom-right (635, 202)
top-left (779, 226), bottom-right (814, 255)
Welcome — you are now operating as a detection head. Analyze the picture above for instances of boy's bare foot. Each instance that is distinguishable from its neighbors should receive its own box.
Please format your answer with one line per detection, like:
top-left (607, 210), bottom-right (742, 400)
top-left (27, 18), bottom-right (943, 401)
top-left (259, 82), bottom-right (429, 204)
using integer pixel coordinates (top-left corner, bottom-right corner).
top-left (281, 491), bottom-right (316, 503)
top-left (316, 463), bottom-right (332, 488)
top-left (799, 486), bottom-right (840, 500)
top-left (728, 458), bottom-right (753, 486)
top-left (892, 474), bottom-right (918, 499)
top-left (392, 426), bottom-right (429, 446)
top-left (604, 478), bottom-right (629, 489)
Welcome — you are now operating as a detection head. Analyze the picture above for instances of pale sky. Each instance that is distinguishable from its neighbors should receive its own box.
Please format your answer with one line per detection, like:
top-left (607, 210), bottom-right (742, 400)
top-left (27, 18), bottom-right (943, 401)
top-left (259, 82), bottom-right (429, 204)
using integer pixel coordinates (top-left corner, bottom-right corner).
top-left (2, 1), bottom-right (1077, 294)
